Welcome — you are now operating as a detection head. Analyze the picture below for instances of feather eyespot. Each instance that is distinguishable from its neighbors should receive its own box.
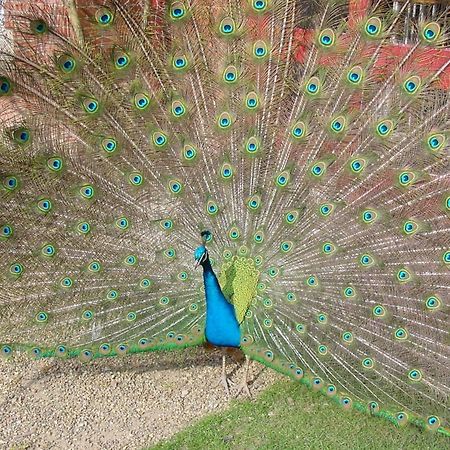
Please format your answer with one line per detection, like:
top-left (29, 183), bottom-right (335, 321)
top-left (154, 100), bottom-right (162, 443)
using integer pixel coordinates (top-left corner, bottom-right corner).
top-left (0, 77), bottom-right (12, 95)
top-left (220, 17), bottom-right (236, 36)
top-left (57, 54), bottom-right (77, 74)
top-left (253, 40), bottom-right (268, 59)
top-left (95, 8), bottom-right (114, 26)
top-left (318, 28), bottom-right (336, 48)
top-left (31, 19), bottom-right (48, 34)
top-left (364, 17), bottom-right (382, 38)
top-left (421, 22), bottom-right (440, 43)
top-left (170, 2), bottom-right (187, 20)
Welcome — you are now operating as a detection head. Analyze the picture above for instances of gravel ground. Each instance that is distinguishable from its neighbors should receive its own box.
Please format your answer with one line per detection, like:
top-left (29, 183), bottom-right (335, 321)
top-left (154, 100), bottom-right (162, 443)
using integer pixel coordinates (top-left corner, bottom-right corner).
top-left (0, 346), bottom-right (283, 449)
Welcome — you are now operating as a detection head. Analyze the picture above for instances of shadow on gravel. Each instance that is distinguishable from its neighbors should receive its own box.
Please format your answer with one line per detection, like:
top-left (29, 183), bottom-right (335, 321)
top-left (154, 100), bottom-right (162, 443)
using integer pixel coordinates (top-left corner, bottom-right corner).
top-left (13, 345), bottom-right (266, 380)
top-left (0, 345), bottom-right (268, 416)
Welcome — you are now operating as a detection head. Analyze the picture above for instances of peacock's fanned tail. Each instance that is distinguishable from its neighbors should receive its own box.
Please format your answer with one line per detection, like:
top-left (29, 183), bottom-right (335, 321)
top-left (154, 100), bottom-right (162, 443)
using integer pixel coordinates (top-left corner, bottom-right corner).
top-left (0, 0), bottom-right (449, 432)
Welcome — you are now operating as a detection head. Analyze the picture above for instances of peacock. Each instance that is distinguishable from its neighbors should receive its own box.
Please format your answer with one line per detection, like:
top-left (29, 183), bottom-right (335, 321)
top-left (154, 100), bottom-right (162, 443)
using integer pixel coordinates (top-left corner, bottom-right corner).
top-left (0, 0), bottom-right (449, 434)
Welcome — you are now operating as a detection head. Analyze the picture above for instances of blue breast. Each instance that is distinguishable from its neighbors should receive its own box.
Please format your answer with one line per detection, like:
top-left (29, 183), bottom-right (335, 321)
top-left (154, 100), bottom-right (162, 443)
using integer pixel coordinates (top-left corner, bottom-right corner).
top-left (202, 265), bottom-right (241, 347)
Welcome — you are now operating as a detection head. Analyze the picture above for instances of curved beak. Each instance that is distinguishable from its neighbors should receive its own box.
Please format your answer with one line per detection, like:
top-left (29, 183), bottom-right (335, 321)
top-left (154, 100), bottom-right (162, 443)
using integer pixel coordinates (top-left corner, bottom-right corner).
top-left (194, 251), bottom-right (207, 269)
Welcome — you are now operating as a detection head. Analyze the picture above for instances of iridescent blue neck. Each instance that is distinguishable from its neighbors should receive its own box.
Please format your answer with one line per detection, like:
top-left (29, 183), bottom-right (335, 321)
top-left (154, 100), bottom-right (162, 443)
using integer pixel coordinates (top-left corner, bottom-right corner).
top-left (200, 257), bottom-right (241, 348)
top-left (202, 258), bottom-right (225, 311)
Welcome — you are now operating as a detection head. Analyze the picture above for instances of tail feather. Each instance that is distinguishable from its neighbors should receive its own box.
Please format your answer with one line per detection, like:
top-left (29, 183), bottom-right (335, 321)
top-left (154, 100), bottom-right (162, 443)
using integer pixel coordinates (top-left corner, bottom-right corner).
top-left (0, 0), bottom-right (449, 429)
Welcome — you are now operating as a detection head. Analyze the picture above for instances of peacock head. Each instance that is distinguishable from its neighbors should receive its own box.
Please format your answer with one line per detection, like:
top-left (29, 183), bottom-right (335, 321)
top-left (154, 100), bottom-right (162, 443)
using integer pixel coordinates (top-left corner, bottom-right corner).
top-left (194, 245), bottom-right (209, 269)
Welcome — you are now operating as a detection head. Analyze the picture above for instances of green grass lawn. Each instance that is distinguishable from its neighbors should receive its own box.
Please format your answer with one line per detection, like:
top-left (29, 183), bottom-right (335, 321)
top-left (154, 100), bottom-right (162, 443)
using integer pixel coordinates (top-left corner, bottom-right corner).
top-left (150, 380), bottom-right (449, 450)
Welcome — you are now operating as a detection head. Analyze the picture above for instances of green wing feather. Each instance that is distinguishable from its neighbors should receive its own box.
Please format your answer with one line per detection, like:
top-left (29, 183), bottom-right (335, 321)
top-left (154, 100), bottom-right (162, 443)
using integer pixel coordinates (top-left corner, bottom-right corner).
top-left (218, 256), bottom-right (259, 323)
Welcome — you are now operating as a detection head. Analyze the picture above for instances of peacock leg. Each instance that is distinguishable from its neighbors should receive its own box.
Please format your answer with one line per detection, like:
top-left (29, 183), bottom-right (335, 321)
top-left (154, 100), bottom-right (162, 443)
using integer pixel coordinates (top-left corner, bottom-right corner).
top-left (235, 355), bottom-right (251, 398)
top-left (218, 352), bottom-right (235, 397)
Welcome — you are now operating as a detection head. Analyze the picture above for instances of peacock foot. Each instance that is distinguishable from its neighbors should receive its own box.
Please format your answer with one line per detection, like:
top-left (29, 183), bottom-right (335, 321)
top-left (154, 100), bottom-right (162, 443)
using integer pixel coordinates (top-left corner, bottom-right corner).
top-left (235, 354), bottom-right (252, 398)
top-left (235, 380), bottom-right (252, 398)
top-left (218, 373), bottom-right (235, 397)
